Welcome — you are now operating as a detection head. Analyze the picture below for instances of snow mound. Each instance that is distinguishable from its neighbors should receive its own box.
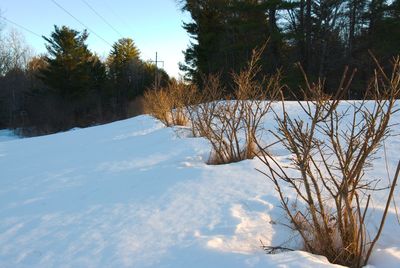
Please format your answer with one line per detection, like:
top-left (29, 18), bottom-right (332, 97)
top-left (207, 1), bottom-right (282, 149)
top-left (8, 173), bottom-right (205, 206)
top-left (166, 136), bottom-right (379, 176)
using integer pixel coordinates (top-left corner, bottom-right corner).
top-left (0, 108), bottom-right (399, 267)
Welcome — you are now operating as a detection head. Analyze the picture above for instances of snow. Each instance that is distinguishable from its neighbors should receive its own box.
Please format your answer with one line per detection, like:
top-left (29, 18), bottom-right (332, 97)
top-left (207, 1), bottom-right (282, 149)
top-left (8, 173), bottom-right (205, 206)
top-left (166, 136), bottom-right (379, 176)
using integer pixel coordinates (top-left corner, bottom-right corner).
top-left (0, 129), bottom-right (18, 142)
top-left (0, 102), bottom-right (399, 267)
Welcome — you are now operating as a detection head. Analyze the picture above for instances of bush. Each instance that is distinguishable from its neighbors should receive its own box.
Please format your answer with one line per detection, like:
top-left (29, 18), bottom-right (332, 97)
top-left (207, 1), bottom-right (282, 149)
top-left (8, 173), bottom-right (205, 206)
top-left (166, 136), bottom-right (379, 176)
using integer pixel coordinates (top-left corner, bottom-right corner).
top-left (188, 46), bottom-right (281, 164)
top-left (143, 80), bottom-right (197, 127)
top-left (256, 57), bottom-right (400, 267)
top-left (144, 45), bottom-right (281, 165)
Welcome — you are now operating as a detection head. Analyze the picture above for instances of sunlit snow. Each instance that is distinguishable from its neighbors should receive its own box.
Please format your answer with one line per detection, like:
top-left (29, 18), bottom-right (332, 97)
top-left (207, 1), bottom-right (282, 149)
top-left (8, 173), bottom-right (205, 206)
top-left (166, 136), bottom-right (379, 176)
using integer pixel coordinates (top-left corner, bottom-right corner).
top-left (1, 102), bottom-right (399, 267)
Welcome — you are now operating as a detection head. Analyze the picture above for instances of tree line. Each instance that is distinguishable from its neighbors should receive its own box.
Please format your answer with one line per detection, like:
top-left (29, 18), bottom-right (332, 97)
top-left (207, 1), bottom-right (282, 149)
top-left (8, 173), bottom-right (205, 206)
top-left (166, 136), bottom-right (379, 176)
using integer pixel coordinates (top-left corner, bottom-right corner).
top-left (0, 25), bottom-right (169, 135)
top-left (179, 0), bottom-right (400, 98)
top-left (2, 1), bottom-right (399, 135)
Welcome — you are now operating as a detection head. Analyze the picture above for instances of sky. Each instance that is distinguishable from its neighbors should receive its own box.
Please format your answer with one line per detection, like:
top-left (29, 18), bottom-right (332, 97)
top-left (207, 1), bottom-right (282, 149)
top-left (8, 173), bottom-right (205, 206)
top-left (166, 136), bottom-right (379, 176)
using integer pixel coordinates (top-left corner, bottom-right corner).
top-left (0, 0), bottom-right (191, 78)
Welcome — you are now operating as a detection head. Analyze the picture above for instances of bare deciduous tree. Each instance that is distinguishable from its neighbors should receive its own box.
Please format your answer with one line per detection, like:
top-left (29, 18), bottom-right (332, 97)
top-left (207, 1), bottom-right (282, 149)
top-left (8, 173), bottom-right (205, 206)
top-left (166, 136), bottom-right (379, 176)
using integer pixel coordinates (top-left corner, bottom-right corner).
top-left (0, 28), bottom-right (33, 128)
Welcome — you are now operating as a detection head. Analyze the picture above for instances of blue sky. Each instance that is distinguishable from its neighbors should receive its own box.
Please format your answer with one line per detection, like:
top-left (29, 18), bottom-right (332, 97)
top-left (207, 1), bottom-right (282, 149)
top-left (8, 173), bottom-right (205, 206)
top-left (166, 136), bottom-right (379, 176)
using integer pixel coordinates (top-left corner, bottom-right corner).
top-left (0, 0), bottom-right (191, 78)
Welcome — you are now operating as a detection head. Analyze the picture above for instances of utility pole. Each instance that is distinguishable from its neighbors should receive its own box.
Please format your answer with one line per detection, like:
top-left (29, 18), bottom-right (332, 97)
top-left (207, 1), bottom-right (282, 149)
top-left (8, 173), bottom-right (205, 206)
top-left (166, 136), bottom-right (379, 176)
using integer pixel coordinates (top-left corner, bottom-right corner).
top-left (148, 52), bottom-right (164, 90)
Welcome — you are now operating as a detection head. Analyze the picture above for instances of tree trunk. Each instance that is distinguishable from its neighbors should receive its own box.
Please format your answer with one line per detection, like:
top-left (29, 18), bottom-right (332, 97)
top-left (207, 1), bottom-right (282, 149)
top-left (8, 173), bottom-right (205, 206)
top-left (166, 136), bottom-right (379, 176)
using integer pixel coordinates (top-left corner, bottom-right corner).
top-left (268, 6), bottom-right (281, 70)
top-left (349, 0), bottom-right (357, 58)
top-left (305, 0), bottom-right (312, 74)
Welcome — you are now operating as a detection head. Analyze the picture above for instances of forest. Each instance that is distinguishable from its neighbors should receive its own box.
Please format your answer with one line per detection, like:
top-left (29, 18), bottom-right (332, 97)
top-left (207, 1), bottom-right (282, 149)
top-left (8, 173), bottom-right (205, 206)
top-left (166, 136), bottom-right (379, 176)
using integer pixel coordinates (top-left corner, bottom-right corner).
top-left (180, 0), bottom-right (400, 96)
top-left (0, 0), bottom-right (399, 135)
top-left (0, 25), bottom-right (169, 135)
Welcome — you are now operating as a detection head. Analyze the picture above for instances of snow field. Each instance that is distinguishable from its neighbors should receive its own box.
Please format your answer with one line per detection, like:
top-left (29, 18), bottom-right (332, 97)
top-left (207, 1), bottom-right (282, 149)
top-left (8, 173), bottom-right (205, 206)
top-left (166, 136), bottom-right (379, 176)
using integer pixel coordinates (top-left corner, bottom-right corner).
top-left (0, 101), bottom-right (399, 267)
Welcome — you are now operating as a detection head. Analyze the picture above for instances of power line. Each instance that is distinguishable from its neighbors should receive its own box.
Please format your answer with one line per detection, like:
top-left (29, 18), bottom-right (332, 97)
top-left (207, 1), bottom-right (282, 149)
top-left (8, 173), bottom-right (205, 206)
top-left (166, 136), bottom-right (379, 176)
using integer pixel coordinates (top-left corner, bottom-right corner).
top-left (0, 15), bottom-right (43, 39)
top-left (80, 0), bottom-right (124, 38)
top-left (102, 0), bottom-right (136, 36)
top-left (50, 0), bottom-right (113, 46)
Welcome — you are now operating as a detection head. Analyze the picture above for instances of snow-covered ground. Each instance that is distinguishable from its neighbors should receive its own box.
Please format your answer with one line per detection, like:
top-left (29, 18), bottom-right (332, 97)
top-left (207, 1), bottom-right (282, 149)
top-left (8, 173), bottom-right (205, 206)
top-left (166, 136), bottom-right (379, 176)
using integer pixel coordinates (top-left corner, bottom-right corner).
top-left (0, 129), bottom-right (18, 142)
top-left (0, 102), bottom-right (399, 268)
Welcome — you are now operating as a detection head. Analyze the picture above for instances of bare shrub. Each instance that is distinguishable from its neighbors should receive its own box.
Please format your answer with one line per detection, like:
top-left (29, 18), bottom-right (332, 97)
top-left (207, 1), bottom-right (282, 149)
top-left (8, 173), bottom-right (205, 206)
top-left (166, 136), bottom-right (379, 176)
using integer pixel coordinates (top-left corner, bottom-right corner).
top-left (143, 87), bottom-right (173, 126)
top-left (187, 74), bottom-right (223, 138)
top-left (143, 80), bottom-right (197, 127)
top-left (188, 46), bottom-right (281, 164)
top-left (256, 57), bottom-right (400, 267)
top-left (233, 46), bottom-right (282, 159)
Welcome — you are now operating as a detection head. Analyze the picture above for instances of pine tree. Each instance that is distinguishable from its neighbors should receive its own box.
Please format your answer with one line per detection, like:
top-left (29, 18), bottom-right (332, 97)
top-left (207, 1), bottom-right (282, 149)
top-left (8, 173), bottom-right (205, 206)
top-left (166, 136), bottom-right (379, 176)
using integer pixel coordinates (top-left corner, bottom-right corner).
top-left (107, 38), bottom-right (142, 117)
top-left (108, 38), bottom-right (140, 69)
top-left (180, 0), bottom-right (270, 91)
top-left (38, 25), bottom-right (106, 129)
top-left (368, 0), bottom-right (400, 61)
top-left (181, 0), bottom-right (228, 85)
top-left (107, 38), bottom-right (141, 91)
top-left (40, 25), bottom-right (100, 99)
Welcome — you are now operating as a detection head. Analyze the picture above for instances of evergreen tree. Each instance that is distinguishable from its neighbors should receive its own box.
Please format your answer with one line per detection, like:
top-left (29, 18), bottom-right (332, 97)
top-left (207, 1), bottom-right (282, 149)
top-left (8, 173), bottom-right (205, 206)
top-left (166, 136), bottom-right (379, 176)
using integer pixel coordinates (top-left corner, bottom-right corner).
top-left (180, 0), bottom-right (228, 85)
top-left (368, 0), bottom-right (400, 60)
top-left (180, 0), bottom-right (271, 91)
top-left (225, 0), bottom-right (269, 71)
top-left (40, 25), bottom-right (101, 99)
top-left (107, 38), bottom-right (141, 96)
top-left (107, 38), bottom-right (169, 117)
top-left (39, 25), bottom-right (107, 129)
top-left (107, 38), bottom-right (143, 117)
